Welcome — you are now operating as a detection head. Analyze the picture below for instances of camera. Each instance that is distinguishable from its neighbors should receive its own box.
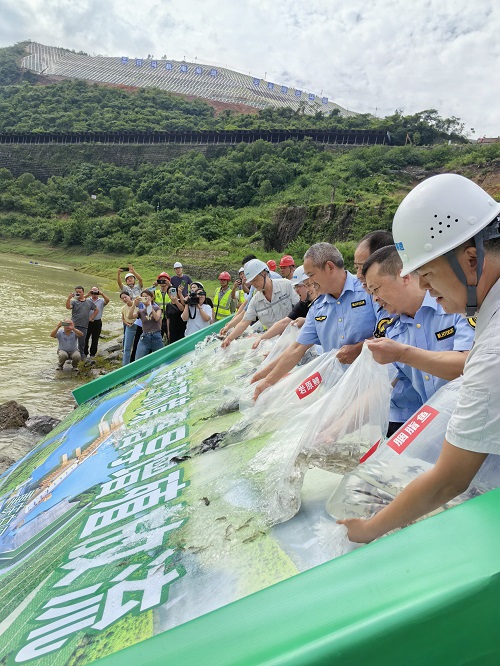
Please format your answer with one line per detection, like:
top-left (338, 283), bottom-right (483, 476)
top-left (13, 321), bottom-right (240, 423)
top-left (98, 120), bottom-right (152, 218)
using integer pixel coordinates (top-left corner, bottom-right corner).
top-left (90, 290), bottom-right (99, 295)
top-left (157, 279), bottom-right (167, 285)
top-left (121, 267), bottom-right (129, 271)
top-left (139, 296), bottom-right (148, 303)
top-left (169, 287), bottom-right (177, 297)
top-left (188, 293), bottom-right (200, 306)
top-left (61, 321), bottom-right (71, 327)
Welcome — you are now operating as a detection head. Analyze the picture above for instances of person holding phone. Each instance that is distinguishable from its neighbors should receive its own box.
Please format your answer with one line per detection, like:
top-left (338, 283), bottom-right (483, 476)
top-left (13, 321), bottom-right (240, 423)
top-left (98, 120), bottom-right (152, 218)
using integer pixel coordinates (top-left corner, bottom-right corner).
top-left (84, 286), bottom-right (110, 360)
top-left (132, 290), bottom-right (164, 359)
top-left (117, 264), bottom-right (143, 298)
top-left (50, 320), bottom-right (83, 371)
top-left (165, 285), bottom-right (187, 343)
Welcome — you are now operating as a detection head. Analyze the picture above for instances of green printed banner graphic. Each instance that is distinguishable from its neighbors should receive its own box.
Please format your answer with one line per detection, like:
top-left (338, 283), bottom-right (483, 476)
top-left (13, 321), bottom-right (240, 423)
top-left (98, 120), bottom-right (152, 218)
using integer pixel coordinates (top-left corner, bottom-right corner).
top-left (0, 325), bottom-right (499, 666)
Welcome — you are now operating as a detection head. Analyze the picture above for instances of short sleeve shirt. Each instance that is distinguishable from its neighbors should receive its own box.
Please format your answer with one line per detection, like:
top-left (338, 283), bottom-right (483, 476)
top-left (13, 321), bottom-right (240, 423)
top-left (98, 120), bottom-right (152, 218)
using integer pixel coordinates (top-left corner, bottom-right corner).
top-left (56, 329), bottom-right (79, 353)
top-left (170, 275), bottom-right (192, 297)
top-left (446, 279), bottom-right (500, 455)
top-left (297, 272), bottom-right (377, 351)
top-left (70, 298), bottom-right (97, 327)
top-left (385, 291), bottom-right (475, 416)
top-left (244, 279), bottom-right (299, 329)
top-left (288, 299), bottom-right (310, 321)
top-left (88, 297), bottom-right (105, 321)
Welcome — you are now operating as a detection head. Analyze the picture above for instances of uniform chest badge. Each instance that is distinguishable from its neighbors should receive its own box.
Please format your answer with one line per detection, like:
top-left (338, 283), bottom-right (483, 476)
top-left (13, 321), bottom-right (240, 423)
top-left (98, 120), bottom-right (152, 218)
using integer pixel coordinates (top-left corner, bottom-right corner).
top-left (351, 299), bottom-right (366, 308)
top-left (435, 326), bottom-right (456, 340)
top-left (467, 317), bottom-right (476, 328)
top-left (315, 315), bottom-right (327, 322)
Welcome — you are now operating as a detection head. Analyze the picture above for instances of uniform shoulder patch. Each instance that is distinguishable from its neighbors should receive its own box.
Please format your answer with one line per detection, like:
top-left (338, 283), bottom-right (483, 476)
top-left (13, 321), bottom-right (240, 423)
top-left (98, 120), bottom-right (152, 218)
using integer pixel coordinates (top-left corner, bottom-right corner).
top-left (467, 316), bottom-right (476, 328)
top-left (373, 317), bottom-right (393, 338)
top-left (435, 325), bottom-right (456, 341)
top-left (315, 315), bottom-right (327, 322)
top-left (351, 299), bottom-right (367, 308)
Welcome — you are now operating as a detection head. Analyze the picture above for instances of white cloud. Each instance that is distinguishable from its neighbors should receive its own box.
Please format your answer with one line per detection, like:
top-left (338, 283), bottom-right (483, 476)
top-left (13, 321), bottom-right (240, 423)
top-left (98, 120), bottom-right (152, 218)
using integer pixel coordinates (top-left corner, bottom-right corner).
top-left (1, 0), bottom-right (498, 136)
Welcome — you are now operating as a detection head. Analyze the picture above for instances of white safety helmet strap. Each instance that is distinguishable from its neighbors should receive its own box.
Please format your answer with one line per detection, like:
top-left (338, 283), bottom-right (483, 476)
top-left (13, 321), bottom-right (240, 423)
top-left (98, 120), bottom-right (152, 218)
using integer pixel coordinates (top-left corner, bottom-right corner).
top-left (393, 174), bottom-right (500, 316)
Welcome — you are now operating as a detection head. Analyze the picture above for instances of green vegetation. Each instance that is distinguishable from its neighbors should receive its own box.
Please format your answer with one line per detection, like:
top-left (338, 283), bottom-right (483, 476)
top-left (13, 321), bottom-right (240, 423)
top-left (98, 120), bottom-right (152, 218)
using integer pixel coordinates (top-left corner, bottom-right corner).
top-left (0, 44), bottom-right (497, 276)
top-left (0, 141), bottom-right (498, 273)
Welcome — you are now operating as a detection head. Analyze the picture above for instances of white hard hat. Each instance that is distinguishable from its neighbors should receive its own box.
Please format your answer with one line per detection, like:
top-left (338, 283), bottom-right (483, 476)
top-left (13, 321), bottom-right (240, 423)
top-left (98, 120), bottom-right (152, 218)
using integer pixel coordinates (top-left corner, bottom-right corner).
top-left (393, 174), bottom-right (500, 276)
top-left (125, 273), bottom-right (135, 279)
top-left (173, 261), bottom-right (183, 268)
top-left (244, 259), bottom-right (268, 283)
top-left (238, 267), bottom-right (244, 274)
top-left (291, 265), bottom-right (307, 286)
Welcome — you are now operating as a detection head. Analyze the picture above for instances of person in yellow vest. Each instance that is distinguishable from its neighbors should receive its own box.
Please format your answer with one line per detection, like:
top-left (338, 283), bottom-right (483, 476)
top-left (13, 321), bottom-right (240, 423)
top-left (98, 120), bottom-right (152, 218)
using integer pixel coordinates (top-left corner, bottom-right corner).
top-left (152, 272), bottom-right (172, 340)
top-left (213, 271), bottom-right (234, 321)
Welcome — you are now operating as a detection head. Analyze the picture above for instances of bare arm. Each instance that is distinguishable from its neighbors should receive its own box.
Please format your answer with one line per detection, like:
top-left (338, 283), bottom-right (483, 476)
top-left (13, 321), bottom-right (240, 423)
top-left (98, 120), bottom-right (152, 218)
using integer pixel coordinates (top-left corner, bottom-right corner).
top-left (220, 308), bottom-right (245, 336)
top-left (367, 338), bottom-right (467, 381)
top-left (181, 304), bottom-right (190, 322)
top-left (65, 294), bottom-right (73, 310)
top-left (117, 269), bottom-right (124, 290)
top-left (252, 341), bottom-right (311, 400)
top-left (50, 322), bottom-right (62, 338)
top-left (252, 317), bottom-right (291, 349)
top-left (221, 318), bottom-right (252, 348)
top-left (338, 440), bottom-right (487, 543)
top-left (129, 265), bottom-right (143, 288)
top-left (100, 291), bottom-right (110, 306)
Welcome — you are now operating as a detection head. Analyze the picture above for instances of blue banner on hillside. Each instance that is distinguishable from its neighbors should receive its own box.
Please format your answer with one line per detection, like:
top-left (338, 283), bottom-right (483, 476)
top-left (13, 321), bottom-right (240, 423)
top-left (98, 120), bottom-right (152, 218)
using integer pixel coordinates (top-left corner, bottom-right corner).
top-left (210, 69), bottom-right (218, 77)
top-left (151, 60), bottom-right (158, 69)
top-left (322, 97), bottom-right (328, 104)
top-left (135, 59), bottom-right (143, 67)
top-left (166, 62), bottom-right (173, 70)
top-left (267, 82), bottom-right (274, 90)
top-left (180, 64), bottom-right (188, 73)
top-left (309, 93), bottom-right (315, 101)
top-left (295, 89), bottom-right (302, 97)
top-left (253, 78), bottom-right (260, 86)
top-left (121, 57), bottom-right (128, 64)
top-left (195, 66), bottom-right (202, 75)
top-left (281, 85), bottom-right (288, 93)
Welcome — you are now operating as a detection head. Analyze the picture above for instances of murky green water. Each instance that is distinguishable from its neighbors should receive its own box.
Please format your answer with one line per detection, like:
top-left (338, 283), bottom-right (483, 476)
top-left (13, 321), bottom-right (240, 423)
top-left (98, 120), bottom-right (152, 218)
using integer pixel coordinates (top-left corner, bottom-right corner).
top-left (0, 253), bottom-right (123, 421)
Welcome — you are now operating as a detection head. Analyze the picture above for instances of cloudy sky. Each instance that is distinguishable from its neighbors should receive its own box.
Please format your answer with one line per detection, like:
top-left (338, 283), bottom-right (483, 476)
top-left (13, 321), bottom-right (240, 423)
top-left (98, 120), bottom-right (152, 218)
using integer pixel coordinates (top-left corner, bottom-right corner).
top-left (1, 0), bottom-right (498, 137)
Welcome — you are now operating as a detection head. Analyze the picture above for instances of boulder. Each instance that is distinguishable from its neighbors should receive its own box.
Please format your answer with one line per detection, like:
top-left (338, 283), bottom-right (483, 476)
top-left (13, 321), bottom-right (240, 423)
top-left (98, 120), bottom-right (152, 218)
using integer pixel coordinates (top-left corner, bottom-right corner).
top-left (103, 343), bottom-right (122, 354)
top-left (26, 416), bottom-right (61, 435)
top-left (0, 401), bottom-right (29, 430)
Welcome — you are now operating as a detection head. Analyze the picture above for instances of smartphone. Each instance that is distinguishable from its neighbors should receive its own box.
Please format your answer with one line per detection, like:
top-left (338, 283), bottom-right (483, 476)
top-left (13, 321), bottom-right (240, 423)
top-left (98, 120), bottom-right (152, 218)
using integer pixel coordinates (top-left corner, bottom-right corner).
top-left (169, 287), bottom-right (177, 297)
top-left (121, 266), bottom-right (129, 271)
top-left (139, 296), bottom-right (148, 303)
top-left (61, 321), bottom-right (71, 327)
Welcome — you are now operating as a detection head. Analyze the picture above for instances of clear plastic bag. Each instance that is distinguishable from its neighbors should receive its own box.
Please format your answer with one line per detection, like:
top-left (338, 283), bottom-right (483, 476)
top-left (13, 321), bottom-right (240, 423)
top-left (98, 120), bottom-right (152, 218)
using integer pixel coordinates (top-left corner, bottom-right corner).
top-left (256, 322), bottom-right (300, 370)
top-left (326, 377), bottom-right (500, 521)
top-left (247, 343), bottom-right (392, 525)
top-left (237, 347), bottom-right (343, 427)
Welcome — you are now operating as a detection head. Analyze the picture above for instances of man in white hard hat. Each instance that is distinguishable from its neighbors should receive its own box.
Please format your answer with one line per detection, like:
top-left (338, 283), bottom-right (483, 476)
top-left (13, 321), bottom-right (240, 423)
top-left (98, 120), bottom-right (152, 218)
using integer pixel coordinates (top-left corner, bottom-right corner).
top-left (221, 259), bottom-right (299, 348)
top-left (339, 174), bottom-right (500, 543)
top-left (251, 265), bottom-right (315, 349)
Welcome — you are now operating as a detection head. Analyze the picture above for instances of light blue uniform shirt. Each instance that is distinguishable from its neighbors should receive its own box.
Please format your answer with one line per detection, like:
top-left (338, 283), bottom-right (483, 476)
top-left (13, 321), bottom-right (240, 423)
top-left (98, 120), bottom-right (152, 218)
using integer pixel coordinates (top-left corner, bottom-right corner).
top-left (297, 272), bottom-right (377, 352)
top-left (386, 291), bottom-right (475, 421)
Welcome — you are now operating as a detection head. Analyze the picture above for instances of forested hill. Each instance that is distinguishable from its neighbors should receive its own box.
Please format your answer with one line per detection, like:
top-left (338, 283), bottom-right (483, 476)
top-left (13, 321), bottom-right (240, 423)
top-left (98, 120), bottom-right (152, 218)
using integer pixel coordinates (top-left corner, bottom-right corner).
top-left (1, 42), bottom-right (497, 275)
top-left (0, 43), bottom-right (468, 145)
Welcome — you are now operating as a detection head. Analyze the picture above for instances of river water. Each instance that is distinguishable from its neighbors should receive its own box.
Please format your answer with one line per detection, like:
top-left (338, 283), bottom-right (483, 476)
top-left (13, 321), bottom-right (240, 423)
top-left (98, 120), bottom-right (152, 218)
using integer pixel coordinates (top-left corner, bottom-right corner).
top-left (0, 253), bottom-right (123, 423)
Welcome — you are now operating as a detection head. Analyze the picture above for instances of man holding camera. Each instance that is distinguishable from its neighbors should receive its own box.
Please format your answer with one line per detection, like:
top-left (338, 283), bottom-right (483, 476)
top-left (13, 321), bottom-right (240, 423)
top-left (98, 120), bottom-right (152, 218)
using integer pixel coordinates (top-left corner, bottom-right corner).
top-left (84, 286), bottom-right (110, 360)
top-left (50, 320), bottom-right (83, 370)
top-left (65, 286), bottom-right (97, 359)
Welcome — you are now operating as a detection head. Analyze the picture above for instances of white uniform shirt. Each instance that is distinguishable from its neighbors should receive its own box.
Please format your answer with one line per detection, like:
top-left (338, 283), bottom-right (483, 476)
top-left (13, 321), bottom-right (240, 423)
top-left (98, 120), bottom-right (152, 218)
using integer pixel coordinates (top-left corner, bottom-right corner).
top-left (446, 278), bottom-right (500, 454)
top-left (244, 278), bottom-right (299, 330)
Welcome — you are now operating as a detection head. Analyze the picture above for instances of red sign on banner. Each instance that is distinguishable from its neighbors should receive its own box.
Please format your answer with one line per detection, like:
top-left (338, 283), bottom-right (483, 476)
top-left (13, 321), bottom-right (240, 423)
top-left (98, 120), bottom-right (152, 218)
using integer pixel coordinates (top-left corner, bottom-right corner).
top-left (295, 372), bottom-right (322, 399)
top-left (387, 406), bottom-right (440, 454)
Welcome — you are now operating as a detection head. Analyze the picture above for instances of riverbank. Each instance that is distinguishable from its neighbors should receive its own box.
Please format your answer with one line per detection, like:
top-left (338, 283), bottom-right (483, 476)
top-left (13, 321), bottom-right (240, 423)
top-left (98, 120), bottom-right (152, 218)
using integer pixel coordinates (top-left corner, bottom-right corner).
top-left (0, 238), bottom-right (225, 297)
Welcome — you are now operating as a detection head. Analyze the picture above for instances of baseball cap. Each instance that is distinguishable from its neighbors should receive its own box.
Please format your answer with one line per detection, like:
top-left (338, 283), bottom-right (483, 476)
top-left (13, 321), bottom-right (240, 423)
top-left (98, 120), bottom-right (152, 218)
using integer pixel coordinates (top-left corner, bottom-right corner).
top-left (173, 262), bottom-right (183, 268)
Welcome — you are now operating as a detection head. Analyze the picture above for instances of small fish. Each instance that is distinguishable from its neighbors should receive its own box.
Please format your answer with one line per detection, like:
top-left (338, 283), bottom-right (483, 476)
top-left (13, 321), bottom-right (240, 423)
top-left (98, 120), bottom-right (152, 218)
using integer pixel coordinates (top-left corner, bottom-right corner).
top-left (235, 518), bottom-right (253, 532)
top-left (215, 516), bottom-right (227, 522)
top-left (243, 531), bottom-right (266, 544)
top-left (200, 497), bottom-right (210, 506)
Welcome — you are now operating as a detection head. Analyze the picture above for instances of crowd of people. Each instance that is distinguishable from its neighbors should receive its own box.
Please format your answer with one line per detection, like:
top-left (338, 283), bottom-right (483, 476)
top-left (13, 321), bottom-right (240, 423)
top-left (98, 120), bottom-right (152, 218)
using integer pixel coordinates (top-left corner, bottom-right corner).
top-left (51, 256), bottom-right (301, 369)
top-left (50, 173), bottom-right (500, 552)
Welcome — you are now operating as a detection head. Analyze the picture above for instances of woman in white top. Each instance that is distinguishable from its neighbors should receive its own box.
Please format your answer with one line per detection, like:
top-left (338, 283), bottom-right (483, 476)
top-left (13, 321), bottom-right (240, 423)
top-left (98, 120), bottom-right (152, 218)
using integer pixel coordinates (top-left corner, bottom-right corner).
top-left (181, 289), bottom-right (213, 336)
